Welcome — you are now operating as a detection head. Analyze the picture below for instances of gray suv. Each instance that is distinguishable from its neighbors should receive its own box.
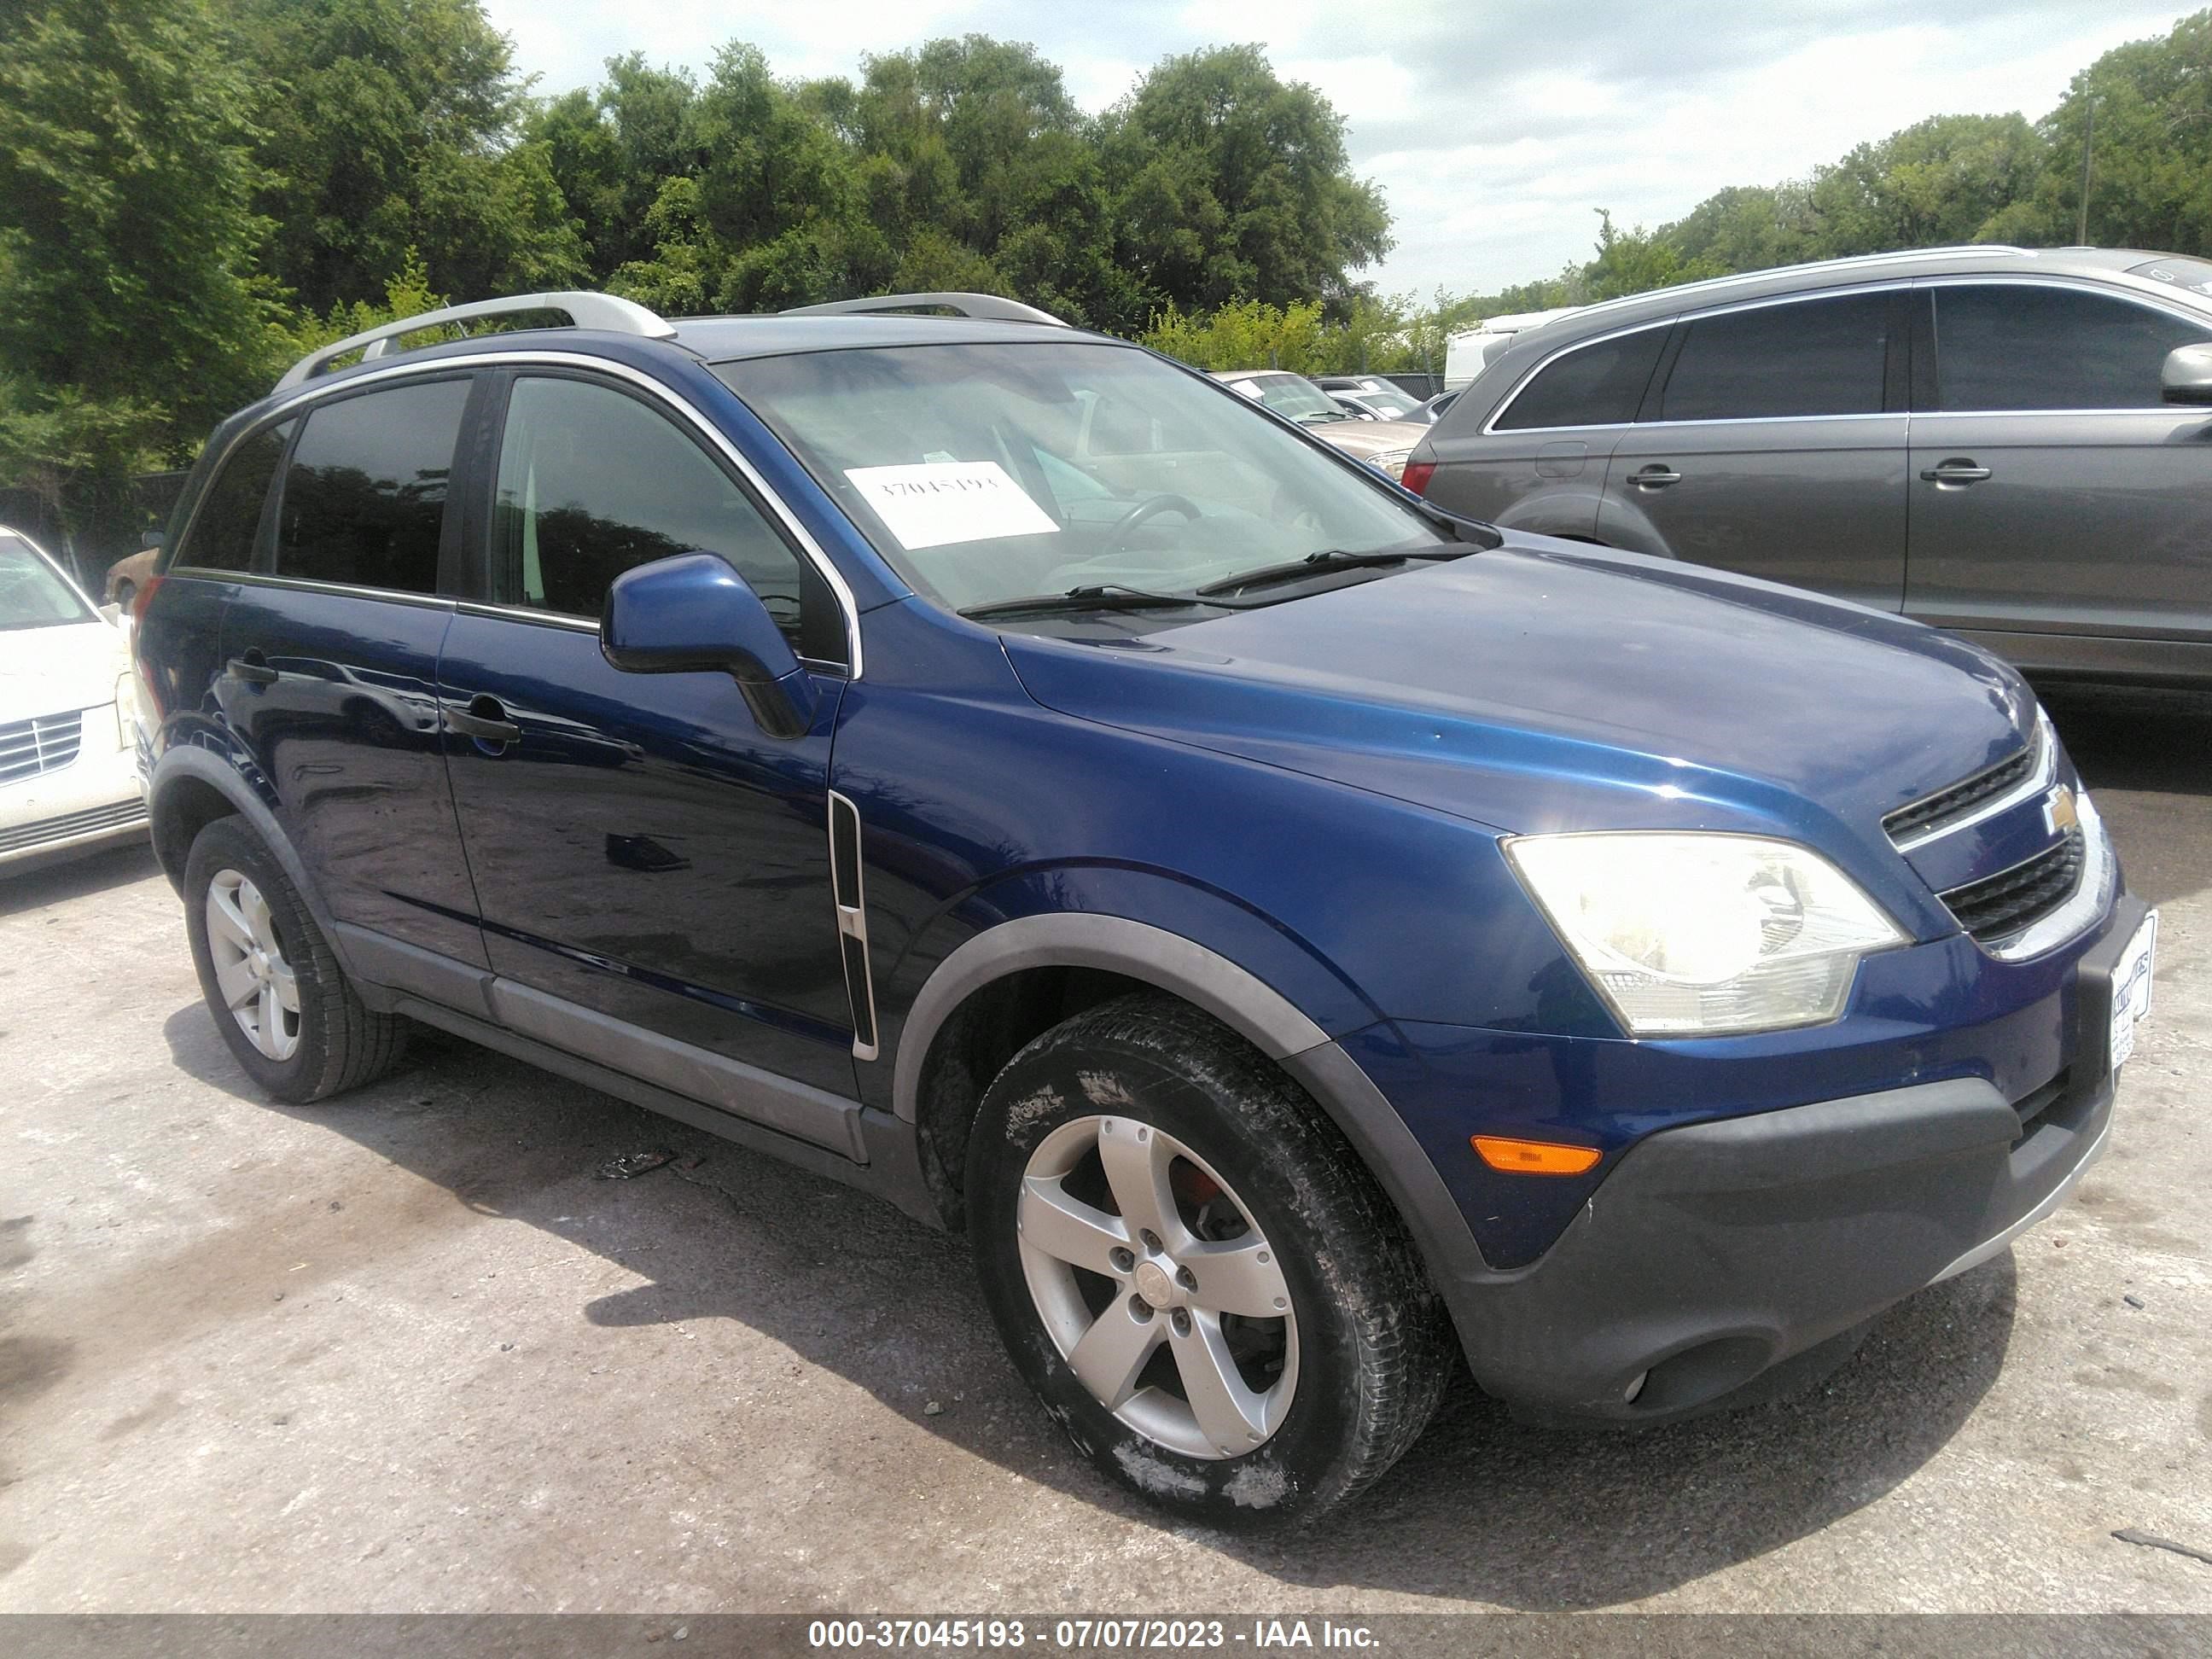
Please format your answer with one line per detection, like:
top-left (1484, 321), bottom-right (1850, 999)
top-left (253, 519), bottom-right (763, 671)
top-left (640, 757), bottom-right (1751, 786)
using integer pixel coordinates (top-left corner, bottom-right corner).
top-left (1408, 246), bottom-right (2212, 684)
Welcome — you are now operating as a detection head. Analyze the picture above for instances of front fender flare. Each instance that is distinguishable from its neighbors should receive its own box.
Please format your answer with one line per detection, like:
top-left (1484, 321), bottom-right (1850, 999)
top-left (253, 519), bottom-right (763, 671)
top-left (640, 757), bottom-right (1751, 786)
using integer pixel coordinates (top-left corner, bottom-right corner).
top-left (891, 912), bottom-right (1495, 1301)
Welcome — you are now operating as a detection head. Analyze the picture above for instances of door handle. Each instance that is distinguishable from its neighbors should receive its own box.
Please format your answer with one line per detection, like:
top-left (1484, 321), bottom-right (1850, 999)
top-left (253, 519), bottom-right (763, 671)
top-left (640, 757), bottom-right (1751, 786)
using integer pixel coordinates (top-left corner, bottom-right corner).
top-left (444, 696), bottom-right (521, 747)
top-left (226, 652), bottom-right (278, 685)
top-left (1920, 460), bottom-right (1992, 486)
top-left (1632, 465), bottom-right (1682, 489)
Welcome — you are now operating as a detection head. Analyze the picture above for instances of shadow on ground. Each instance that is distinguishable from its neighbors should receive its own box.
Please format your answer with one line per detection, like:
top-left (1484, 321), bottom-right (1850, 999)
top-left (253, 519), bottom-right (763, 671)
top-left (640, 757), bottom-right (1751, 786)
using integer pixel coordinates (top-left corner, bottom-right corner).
top-left (159, 995), bottom-right (2016, 1610)
top-left (0, 840), bottom-right (159, 921)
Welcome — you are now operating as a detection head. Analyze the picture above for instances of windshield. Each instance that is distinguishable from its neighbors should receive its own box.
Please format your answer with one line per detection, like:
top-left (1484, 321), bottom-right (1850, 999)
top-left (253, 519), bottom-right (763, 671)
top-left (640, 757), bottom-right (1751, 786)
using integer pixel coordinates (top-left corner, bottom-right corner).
top-left (719, 342), bottom-right (1451, 616)
top-left (0, 533), bottom-right (95, 631)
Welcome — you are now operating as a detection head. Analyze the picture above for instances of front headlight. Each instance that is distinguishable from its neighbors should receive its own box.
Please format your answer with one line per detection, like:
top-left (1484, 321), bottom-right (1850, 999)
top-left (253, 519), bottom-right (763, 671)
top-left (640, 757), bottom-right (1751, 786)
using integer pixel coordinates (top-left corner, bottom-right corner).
top-left (1365, 449), bottom-right (1411, 480)
top-left (1505, 832), bottom-right (1907, 1035)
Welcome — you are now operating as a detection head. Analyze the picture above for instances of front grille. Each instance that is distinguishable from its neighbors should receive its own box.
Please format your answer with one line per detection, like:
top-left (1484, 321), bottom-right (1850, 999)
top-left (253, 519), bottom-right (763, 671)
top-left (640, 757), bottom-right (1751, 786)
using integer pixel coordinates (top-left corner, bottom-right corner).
top-left (0, 710), bottom-right (85, 785)
top-left (1938, 828), bottom-right (2084, 943)
top-left (0, 797), bottom-right (147, 856)
top-left (1883, 742), bottom-right (2035, 844)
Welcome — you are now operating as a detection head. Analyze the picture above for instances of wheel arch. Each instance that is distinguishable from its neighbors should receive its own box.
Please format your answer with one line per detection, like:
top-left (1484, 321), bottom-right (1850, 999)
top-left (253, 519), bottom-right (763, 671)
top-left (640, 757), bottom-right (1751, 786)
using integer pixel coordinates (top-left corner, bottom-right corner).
top-left (892, 914), bottom-right (1493, 1303)
top-left (149, 747), bottom-right (349, 969)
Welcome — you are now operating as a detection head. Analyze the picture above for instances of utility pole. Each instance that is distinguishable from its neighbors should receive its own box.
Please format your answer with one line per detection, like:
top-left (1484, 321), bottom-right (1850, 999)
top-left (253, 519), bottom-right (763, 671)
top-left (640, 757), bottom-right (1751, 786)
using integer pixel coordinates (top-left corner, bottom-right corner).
top-left (2077, 93), bottom-right (2096, 246)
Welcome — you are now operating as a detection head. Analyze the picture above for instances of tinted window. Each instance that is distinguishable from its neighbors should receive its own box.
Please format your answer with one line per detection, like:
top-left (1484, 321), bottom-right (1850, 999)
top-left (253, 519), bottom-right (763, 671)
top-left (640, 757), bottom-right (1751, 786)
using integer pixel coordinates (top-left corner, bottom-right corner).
top-left (494, 375), bottom-right (823, 656)
top-left (275, 381), bottom-right (468, 592)
top-left (1935, 284), bottom-right (2212, 411)
top-left (1496, 327), bottom-right (1668, 430)
top-left (1659, 294), bottom-right (1889, 422)
top-left (183, 421), bottom-right (291, 572)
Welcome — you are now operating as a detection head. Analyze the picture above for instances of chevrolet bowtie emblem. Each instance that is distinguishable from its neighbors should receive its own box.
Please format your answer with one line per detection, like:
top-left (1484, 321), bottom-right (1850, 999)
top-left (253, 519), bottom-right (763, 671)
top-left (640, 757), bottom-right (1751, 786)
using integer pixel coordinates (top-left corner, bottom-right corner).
top-left (2044, 784), bottom-right (2079, 835)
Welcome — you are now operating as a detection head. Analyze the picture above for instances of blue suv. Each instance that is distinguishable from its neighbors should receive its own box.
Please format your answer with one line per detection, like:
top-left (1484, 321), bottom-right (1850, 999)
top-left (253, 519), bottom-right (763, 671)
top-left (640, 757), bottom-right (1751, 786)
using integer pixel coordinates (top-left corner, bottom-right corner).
top-left (136, 289), bottom-right (2157, 1528)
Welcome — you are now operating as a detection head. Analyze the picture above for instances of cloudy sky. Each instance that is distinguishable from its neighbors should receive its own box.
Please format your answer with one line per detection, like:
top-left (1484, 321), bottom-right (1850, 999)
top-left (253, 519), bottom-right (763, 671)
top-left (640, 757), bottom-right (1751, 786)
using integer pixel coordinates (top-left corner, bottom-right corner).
top-left (481, 0), bottom-right (2197, 298)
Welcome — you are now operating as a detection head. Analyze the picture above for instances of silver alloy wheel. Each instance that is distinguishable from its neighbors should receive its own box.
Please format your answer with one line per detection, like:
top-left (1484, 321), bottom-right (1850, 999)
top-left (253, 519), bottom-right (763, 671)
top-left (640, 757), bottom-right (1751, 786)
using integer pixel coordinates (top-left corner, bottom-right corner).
top-left (1016, 1114), bottom-right (1299, 1460)
top-left (205, 868), bottom-right (301, 1062)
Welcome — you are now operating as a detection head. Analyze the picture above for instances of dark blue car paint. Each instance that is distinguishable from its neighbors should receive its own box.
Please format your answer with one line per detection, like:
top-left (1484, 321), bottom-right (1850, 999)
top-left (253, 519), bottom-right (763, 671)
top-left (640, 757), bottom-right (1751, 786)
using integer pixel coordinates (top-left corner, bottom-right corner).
top-left (137, 319), bottom-right (2133, 1421)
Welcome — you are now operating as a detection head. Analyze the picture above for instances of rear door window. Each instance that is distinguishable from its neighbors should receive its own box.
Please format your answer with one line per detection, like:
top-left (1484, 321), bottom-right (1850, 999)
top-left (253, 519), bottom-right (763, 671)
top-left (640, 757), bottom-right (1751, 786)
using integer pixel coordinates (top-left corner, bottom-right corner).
top-left (1657, 293), bottom-right (1890, 422)
top-left (1932, 284), bottom-right (2212, 411)
top-left (182, 421), bottom-right (292, 572)
top-left (272, 379), bottom-right (470, 593)
top-left (1494, 327), bottom-right (1668, 431)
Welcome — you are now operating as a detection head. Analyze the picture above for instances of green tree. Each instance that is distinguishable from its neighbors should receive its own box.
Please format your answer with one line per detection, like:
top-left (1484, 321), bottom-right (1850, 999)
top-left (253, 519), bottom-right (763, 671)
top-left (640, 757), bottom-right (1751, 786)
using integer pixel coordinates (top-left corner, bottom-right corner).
top-left (1991, 10), bottom-right (2212, 253)
top-left (231, 0), bottom-right (583, 312)
top-left (0, 0), bottom-right (280, 544)
top-left (528, 55), bottom-right (703, 280)
top-left (1103, 45), bottom-right (1391, 315)
top-left (1804, 113), bottom-right (2044, 255)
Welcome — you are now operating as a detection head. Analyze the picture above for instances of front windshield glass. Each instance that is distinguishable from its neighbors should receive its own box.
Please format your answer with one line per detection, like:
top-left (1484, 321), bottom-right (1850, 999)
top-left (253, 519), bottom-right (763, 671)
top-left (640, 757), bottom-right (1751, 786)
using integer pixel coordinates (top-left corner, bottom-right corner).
top-left (1357, 389), bottom-right (1419, 418)
top-left (0, 533), bottom-right (94, 631)
top-left (719, 342), bottom-right (1450, 615)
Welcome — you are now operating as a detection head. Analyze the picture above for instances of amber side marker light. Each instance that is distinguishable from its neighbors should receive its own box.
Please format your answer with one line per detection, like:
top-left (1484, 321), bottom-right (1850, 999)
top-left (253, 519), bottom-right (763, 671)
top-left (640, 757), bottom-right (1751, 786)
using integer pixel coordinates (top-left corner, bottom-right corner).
top-left (1471, 1134), bottom-right (1602, 1176)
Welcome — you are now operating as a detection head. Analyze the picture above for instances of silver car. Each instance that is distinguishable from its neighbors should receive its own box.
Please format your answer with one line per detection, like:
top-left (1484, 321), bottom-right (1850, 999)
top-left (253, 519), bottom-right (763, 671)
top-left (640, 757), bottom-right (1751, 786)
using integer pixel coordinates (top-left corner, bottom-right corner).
top-left (1408, 245), bottom-right (2212, 684)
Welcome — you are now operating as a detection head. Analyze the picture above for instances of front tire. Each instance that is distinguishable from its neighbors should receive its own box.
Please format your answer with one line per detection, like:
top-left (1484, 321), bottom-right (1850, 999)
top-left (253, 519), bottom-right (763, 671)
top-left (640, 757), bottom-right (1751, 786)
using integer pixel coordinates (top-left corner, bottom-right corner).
top-left (183, 816), bottom-right (405, 1103)
top-left (967, 993), bottom-right (1452, 1528)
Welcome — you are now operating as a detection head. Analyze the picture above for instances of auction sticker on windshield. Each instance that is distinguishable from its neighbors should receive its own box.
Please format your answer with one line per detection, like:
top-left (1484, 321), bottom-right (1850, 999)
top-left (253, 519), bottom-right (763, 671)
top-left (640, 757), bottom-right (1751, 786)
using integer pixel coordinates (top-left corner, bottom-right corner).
top-left (845, 461), bottom-right (1059, 550)
top-left (2110, 909), bottom-right (2157, 1071)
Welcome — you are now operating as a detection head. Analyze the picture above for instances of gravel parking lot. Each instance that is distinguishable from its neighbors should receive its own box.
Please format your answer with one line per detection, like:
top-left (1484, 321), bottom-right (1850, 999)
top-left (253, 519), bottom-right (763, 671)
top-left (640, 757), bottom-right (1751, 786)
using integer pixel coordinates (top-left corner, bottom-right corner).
top-left (1, 684), bottom-right (2207, 1616)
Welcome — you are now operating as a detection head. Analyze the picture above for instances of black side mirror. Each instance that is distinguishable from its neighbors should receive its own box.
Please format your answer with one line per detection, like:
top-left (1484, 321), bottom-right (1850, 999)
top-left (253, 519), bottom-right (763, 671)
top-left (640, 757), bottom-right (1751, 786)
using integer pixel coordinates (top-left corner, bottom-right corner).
top-left (601, 553), bottom-right (818, 740)
top-left (2161, 342), bottom-right (2212, 406)
top-left (141, 530), bottom-right (165, 550)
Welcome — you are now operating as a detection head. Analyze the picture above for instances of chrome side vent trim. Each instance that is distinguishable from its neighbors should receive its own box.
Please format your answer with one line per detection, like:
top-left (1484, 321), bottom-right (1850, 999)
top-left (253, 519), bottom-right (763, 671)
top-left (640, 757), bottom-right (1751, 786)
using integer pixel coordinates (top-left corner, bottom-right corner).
top-left (829, 791), bottom-right (878, 1061)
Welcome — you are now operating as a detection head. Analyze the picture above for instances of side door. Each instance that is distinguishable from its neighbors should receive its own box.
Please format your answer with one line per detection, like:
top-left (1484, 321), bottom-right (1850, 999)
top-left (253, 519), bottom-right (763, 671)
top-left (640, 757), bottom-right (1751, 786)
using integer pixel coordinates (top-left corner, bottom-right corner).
top-left (1906, 279), bottom-right (2212, 668)
top-left (1423, 323), bottom-right (1669, 536)
top-left (439, 369), bottom-right (862, 1119)
top-left (1600, 288), bottom-right (1910, 610)
top-left (217, 374), bottom-right (489, 973)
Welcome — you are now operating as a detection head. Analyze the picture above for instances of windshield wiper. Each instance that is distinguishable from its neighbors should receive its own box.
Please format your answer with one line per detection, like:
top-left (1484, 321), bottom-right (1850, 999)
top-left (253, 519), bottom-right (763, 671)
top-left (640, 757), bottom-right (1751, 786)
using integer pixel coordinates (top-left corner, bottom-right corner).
top-left (1193, 545), bottom-right (1469, 599)
top-left (958, 584), bottom-right (1202, 621)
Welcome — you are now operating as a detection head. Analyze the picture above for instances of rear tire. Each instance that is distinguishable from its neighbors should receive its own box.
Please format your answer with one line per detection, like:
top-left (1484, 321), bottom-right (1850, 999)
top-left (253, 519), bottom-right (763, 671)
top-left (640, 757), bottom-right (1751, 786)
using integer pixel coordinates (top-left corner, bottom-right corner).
top-left (967, 993), bottom-right (1452, 1528)
top-left (183, 816), bottom-right (405, 1103)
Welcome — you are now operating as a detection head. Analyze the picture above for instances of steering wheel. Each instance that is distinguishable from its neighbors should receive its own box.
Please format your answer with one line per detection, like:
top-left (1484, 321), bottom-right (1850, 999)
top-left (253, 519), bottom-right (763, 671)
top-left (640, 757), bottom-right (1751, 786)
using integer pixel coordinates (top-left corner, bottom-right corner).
top-left (1099, 492), bottom-right (1202, 556)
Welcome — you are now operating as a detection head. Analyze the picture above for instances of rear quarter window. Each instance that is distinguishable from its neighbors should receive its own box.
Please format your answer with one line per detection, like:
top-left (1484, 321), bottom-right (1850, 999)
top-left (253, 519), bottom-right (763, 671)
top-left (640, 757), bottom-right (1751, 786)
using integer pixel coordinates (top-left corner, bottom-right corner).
top-left (1494, 327), bottom-right (1669, 431)
top-left (178, 422), bottom-right (292, 572)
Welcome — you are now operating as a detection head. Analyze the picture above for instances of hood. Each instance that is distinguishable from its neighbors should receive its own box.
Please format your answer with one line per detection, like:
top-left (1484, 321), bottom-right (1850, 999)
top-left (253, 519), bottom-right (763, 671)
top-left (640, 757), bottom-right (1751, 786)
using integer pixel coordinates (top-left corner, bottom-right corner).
top-left (1000, 536), bottom-right (2033, 900)
top-left (1310, 418), bottom-right (1426, 460)
top-left (0, 620), bottom-right (129, 725)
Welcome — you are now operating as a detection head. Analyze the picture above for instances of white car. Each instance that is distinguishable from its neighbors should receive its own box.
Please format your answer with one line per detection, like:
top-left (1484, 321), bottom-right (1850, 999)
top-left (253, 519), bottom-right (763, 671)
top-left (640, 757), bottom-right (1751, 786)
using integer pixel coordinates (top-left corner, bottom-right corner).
top-left (0, 527), bottom-right (148, 871)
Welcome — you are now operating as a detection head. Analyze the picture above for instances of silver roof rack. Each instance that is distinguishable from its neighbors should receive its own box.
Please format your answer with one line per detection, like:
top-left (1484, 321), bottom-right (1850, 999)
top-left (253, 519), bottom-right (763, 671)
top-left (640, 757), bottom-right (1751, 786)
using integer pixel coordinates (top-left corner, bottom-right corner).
top-left (1569, 245), bottom-right (2037, 324)
top-left (780, 292), bottom-right (1068, 327)
top-left (275, 291), bottom-right (678, 392)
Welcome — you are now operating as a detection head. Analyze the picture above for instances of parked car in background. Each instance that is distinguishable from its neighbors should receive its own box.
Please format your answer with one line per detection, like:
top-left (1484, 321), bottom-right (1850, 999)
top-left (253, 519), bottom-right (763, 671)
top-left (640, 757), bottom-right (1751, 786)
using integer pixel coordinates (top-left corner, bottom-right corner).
top-left (1405, 389), bottom-right (1462, 426)
top-left (1211, 369), bottom-right (1427, 479)
top-left (105, 538), bottom-right (162, 609)
top-left (1443, 307), bottom-right (1583, 388)
top-left (0, 526), bottom-right (147, 870)
top-left (1409, 246), bottom-right (2212, 686)
top-left (1315, 375), bottom-right (1425, 422)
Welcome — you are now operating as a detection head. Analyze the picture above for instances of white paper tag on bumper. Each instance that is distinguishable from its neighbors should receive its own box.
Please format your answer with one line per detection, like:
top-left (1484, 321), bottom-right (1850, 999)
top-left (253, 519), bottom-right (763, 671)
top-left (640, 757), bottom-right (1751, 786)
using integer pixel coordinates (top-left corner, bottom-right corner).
top-left (844, 461), bottom-right (1059, 550)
